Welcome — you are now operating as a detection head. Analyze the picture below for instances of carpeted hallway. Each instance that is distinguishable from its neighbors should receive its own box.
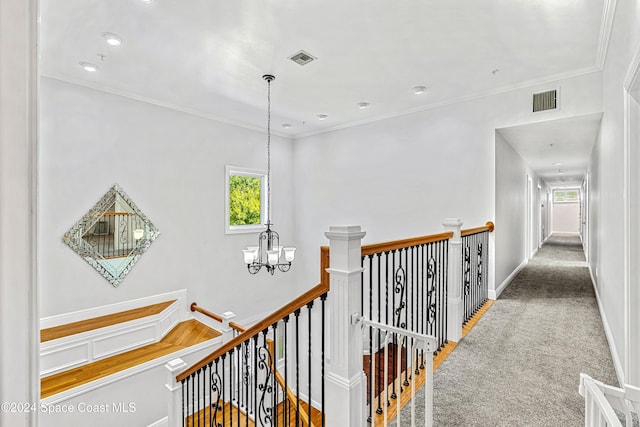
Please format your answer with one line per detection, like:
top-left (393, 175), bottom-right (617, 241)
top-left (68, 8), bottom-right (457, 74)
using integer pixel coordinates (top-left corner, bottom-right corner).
top-left (398, 233), bottom-right (619, 426)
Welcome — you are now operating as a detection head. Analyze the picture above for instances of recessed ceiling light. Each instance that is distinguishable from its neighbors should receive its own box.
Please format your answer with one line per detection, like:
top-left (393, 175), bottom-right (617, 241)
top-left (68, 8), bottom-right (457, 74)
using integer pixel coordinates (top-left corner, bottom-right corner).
top-left (557, 171), bottom-right (565, 175)
top-left (357, 102), bottom-right (370, 109)
top-left (282, 124), bottom-right (292, 129)
top-left (79, 62), bottom-right (98, 72)
top-left (141, 0), bottom-right (152, 3)
top-left (317, 114), bottom-right (328, 120)
top-left (553, 162), bottom-right (563, 166)
top-left (102, 32), bottom-right (122, 46)
top-left (412, 86), bottom-right (427, 95)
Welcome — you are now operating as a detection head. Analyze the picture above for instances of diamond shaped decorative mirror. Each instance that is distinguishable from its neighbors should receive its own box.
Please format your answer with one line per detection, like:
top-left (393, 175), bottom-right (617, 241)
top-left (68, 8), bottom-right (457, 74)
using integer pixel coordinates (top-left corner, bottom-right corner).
top-left (63, 184), bottom-right (160, 287)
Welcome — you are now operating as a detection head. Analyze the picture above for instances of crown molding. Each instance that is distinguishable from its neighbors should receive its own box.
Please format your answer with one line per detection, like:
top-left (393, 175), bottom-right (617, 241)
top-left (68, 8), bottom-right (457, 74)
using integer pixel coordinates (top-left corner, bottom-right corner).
top-left (40, 74), bottom-right (293, 140)
top-left (596, 0), bottom-right (618, 71)
top-left (293, 66), bottom-right (602, 139)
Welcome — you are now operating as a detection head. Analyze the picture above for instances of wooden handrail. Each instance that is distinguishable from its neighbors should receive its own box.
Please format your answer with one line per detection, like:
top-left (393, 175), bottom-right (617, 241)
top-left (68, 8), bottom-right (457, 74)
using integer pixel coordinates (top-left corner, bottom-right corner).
top-left (320, 246), bottom-right (329, 287)
top-left (361, 231), bottom-right (453, 256)
top-left (229, 321), bottom-right (246, 333)
top-left (461, 221), bottom-right (495, 237)
top-left (190, 302), bottom-right (223, 323)
top-left (190, 303), bottom-right (246, 332)
top-left (178, 280), bottom-right (330, 382)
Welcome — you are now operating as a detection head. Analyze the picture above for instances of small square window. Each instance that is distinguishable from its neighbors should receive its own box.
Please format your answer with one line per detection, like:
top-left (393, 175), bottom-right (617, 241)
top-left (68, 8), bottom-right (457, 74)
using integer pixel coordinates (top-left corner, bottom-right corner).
top-left (225, 165), bottom-right (267, 234)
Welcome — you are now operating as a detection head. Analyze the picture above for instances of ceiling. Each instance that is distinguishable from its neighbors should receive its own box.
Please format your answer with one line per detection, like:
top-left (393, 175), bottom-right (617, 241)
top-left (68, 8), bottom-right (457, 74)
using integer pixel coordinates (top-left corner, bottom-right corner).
top-left (497, 113), bottom-right (602, 187)
top-left (39, 0), bottom-right (607, 184)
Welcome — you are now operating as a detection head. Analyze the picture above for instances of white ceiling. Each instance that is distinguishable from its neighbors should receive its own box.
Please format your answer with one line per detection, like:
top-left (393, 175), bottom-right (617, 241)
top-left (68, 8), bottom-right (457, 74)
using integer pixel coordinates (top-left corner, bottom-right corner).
top-left (497, 113), bottom-right (602, 187)
top-left (40, 0), bottom-right (606, 139)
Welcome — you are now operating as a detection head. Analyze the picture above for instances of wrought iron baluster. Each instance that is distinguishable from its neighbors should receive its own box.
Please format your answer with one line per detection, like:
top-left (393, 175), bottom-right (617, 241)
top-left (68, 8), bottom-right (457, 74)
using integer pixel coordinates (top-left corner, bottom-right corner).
top-left (257, 329), bottom-right (273, 426)
top-left (284, 315), bottom-right (290, 427)
top-left (376, 252), bottom-right (383, 415)
top-left (222, 354), bottom-right (227, 427)
top-left (191, 373), bottom-right (195, 427)
top-left (181, 379), bottom-right (186, 427)
top-left (253, 335), bottom-right (258, 421)
top-left (321, 293), bottom-right (327, 427)
top-left (307, 301), bottom-right (313, 427)
top-left (403, 247), bottom-right (409, 388)
top-left (294, 308), bottom-right (301, 427)
top-left (272, 323), bottom-right (278, 427)
top-left (419, 244), bottom-right (425, 370)
top-left (367, 254), bottom-right (373, 423)
top-left (438, 239), bottom-right (443, 350)
top-left (391, 250), bottom-right (397, 400)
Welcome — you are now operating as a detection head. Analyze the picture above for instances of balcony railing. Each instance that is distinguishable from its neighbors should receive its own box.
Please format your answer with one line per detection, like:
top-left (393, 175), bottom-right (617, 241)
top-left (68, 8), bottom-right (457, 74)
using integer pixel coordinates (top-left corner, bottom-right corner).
top-left (164, 219), bottom-right (495, 426)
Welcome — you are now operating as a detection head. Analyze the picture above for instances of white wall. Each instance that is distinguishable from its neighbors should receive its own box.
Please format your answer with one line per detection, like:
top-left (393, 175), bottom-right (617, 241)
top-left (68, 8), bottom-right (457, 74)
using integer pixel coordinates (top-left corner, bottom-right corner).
top-left (495, 131), bottom-right (539, 294)
top-left (587, 0), bottom-right (640, 384)
top-left (552, 202), bottom-right (580, 233)
top-left (39, 78), bottom-right (298, 322)
top-left (293, 72), bottom-right (603, 297)
top-left (0, 1), bottom-right (38, 426)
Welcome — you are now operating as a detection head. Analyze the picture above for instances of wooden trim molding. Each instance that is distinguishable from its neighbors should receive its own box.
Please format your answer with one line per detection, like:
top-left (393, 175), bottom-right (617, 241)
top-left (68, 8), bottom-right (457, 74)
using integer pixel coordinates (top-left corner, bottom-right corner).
top-left (361, 232), bottom-right (453, 256)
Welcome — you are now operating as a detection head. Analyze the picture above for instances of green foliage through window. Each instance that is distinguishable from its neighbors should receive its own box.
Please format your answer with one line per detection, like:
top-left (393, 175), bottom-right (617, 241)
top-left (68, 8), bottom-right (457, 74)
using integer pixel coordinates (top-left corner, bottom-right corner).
top-left (229, 175), bottom-right (262, 226)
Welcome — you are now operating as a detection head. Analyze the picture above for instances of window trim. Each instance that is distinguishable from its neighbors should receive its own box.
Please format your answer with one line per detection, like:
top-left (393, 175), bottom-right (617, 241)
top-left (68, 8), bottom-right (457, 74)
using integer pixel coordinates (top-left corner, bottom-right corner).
top-left (225, 165), bottom-right (268, 235)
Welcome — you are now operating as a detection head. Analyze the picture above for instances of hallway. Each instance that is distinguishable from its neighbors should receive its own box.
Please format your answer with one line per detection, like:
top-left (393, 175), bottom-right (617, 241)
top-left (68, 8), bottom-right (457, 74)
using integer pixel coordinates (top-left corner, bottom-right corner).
top-left (430, 234), bottom-right (618, 426)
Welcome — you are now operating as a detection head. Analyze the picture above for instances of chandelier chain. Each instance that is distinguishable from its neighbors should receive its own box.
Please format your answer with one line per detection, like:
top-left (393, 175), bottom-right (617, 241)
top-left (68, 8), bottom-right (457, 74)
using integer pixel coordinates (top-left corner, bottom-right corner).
top-left (267, 76), bottom-right (272, 225)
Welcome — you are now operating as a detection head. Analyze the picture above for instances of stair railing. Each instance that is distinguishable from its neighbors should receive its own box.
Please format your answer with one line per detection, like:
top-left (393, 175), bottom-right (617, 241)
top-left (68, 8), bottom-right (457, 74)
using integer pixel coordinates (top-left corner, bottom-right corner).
top-left (354, 314), bottom-right (437, 427)
top-left (460, 221), bottom-right (494, 324)
top-left (360, 230), bottom-right (451, 422)
top-left (579, 373), bottom-right (640, 427)
top-left (172, 246), bottom-right (330, 427)
top-left (188, 302), bottom-right (315, 426)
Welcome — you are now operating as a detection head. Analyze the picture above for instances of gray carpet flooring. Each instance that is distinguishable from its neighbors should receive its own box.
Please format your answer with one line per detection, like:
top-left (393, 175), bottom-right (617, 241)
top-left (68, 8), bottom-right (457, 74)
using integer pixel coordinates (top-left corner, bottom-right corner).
top-left (394, 234), bottom-right (620, 426)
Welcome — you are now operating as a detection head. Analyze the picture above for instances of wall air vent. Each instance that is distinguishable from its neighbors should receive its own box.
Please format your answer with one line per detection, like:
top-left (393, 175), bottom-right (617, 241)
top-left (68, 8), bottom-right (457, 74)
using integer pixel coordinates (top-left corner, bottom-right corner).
top-left (288, 50), bottom-right (316, 66)
top-left (532, 89), bottom-right (558, 112)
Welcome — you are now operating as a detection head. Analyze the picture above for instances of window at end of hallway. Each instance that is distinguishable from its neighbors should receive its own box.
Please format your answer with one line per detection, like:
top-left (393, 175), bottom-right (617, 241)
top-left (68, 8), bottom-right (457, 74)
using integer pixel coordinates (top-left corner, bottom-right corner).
top-left (225, 165), bottom-right (267, 234)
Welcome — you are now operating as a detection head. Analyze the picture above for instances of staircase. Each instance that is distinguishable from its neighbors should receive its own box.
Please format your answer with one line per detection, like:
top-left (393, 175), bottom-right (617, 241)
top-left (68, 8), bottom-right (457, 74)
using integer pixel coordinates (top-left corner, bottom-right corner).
top-left (39, 290), bottom-right (224, 427)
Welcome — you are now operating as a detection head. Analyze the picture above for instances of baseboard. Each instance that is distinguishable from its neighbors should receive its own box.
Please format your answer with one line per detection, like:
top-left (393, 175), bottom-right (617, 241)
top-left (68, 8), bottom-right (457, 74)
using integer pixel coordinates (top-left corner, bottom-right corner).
top-left (147, 417), bottom-right (168, 427)
top-left (588, 265), bottom-right (626, 387)
top-left (489, 258), bottom-right (528, 300)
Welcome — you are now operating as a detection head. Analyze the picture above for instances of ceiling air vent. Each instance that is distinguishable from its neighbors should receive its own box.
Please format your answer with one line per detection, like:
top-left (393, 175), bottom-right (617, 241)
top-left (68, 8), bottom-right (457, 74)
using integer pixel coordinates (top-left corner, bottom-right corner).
top-left (532, 89), bottom-right (558, 112)
top-left (288, 50), bottom-right (316, 66)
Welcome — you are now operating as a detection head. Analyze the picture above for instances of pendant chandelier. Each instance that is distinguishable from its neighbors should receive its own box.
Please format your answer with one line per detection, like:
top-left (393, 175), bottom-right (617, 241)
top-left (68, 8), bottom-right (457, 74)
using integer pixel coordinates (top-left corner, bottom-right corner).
top-left (242, 74), bottom-right (296, 275)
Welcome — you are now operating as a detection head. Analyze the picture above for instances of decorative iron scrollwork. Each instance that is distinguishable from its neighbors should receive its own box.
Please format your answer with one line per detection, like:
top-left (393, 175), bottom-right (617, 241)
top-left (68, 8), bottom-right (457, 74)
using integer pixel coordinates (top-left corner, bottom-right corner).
top-left (426, 256), bottom-right (437, 325)
top-left (476, 242), bottom-right (483, 288)
top-left (257, 336), bottom-right (274, 425)
top-left (210, 361), bottom-right (223, 427)
top-left (463, 245), bottom-right (471, 295)
top-left (394, 264), bottom-right (406, 328)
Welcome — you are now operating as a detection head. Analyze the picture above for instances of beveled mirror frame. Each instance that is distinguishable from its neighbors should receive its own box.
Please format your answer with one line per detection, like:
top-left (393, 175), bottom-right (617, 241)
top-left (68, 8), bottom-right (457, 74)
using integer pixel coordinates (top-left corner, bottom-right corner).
top-left (62, 184), bottom-right (160, 287)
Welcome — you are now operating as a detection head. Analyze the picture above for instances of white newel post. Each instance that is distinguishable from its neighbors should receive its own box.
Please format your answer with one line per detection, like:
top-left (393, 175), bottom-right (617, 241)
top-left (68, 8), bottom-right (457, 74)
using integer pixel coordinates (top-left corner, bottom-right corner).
top-left (443, 218), bottom-right (464, 343)
top-left (220, 311), bottom-right (237, 342)
top-left (325, 225), bottom-right (367, 427)
top-left (165, 358), bottom-right (187, 427)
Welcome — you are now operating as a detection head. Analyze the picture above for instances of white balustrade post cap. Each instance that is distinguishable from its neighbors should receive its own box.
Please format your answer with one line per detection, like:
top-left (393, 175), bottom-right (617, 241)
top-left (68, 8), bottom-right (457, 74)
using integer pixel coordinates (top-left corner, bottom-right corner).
top-left (324, 225), bottom-right (367, 241)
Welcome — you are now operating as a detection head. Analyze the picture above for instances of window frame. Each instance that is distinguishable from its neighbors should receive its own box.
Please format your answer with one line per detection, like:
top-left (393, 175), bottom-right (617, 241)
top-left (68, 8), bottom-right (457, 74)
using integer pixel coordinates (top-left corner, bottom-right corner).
top-left (225, 165), bottom-right (268, 235)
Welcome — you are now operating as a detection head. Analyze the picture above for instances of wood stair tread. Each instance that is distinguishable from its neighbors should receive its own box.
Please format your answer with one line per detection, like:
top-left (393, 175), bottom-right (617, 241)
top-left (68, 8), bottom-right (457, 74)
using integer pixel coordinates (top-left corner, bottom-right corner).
top-left (187, 399), bottom-right (323, 427)
top-left (41, 300), bottom-right (177, 342)
top-left (41, 319), bottom-right (221, 399)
